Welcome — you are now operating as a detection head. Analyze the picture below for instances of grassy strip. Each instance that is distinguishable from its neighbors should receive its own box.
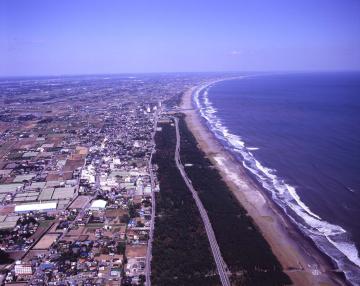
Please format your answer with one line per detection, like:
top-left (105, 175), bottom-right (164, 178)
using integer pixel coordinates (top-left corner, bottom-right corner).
top-left (151, 121), bottom-right (220, 286)
top-left (178, 115), bottom-right (291, 286)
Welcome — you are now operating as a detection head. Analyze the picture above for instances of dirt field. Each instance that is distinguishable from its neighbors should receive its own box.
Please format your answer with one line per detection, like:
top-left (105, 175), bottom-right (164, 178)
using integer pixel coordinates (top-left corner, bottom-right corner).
top-left (69, 195), bottom-right (91, 209)
top-left (125, 244), bottom-right (147, 258)
top-left (33, 233), bottom-right (60, 249)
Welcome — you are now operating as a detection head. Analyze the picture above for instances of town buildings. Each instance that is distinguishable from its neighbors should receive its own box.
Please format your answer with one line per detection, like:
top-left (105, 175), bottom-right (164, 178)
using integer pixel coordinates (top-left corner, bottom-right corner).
top-left (0, 74), bottom-right (217, 285)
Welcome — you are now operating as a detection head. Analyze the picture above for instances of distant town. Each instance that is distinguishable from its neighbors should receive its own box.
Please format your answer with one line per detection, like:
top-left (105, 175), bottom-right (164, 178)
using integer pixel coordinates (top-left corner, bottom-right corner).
top-left (0, 74), bottom-right (215, 285)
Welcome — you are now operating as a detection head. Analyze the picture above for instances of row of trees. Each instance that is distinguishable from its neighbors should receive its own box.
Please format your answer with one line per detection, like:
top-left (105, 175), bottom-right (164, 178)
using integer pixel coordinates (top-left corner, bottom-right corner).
top-left (151, 122), bottom-right (220, 286)
top-left (178, 115), bottom-right (291, 286)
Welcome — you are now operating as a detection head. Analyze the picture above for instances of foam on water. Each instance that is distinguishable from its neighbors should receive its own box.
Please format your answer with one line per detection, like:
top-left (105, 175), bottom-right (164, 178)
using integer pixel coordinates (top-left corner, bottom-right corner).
top-left (193, 82), bottom-right (360, 285)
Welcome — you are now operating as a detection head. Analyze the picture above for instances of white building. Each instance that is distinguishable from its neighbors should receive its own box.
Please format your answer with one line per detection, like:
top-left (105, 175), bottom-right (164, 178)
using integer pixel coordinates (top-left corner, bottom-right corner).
top-left (90, 199), bottom-right (107, 210)
top-left (15, 202), bottom-right (57, 213)
top-left (14, 261), bottom-right (33, 275)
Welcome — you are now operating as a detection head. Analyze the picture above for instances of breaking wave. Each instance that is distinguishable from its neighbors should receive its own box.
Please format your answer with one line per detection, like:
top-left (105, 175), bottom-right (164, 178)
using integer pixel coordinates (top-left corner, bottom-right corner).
top-left (193, 81), bottom-right (360, 285)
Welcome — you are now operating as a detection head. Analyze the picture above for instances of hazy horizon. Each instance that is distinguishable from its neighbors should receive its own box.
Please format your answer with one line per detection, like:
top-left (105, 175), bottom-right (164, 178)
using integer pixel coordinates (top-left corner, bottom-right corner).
top-left (2, 70), bottom-right (360, 80)
top-left (1, 0), bottom-right (360, 76)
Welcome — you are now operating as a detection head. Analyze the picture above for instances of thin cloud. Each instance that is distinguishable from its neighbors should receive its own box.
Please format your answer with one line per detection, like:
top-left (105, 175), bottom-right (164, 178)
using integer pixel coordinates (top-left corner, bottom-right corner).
top-left (230, 50), bottom-right (242, 56)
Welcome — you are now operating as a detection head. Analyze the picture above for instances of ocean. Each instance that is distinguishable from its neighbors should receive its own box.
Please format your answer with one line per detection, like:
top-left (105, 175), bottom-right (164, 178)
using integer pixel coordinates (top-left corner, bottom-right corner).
top-left (194, 72), bottom-right (360, 285)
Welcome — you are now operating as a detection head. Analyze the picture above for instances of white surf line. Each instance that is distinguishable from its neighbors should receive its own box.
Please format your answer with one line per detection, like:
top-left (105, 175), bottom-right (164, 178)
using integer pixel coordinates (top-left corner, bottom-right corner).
top-left (194, 79), bottom-right (360, 284)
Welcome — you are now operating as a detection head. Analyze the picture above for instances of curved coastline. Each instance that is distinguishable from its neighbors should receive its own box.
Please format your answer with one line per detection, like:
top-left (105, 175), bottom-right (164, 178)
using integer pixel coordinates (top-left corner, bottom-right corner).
top-left (180, 80), bottom-right (348, 286)
top-left (193, 78), bottom-right (360, 285)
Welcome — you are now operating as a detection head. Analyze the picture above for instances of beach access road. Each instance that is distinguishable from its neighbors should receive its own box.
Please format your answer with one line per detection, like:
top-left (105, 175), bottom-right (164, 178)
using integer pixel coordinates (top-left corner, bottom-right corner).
top-left (172, 116), bottom-right (231, 286)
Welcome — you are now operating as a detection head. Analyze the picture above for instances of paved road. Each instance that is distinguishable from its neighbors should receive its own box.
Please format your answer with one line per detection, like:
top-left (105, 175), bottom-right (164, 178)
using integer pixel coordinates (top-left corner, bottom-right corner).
top-left (145, 109), bottom-right (160, 286)
top-left (172, 117), bottom-right (231, 286)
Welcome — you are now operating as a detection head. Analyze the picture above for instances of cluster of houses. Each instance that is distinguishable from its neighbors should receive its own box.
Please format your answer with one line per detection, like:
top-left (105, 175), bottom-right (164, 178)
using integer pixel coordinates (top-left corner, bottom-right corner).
top-left (0, 75), bottom-right (182, 285)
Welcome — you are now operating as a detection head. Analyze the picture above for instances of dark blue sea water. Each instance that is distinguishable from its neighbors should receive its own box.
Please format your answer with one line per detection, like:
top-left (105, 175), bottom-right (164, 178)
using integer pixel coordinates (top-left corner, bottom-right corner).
top-left (194, 72), bottom-right (360, 284)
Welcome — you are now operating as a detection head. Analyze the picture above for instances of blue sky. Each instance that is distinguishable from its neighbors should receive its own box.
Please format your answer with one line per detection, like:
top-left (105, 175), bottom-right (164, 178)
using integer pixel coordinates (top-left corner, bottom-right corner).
top-left (1, 0), bottom-right (360, 76)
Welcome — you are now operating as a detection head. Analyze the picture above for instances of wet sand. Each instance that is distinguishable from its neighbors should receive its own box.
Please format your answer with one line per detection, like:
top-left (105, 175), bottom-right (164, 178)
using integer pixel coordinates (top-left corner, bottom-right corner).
top-left (180, 82), bottom-right (346, 286)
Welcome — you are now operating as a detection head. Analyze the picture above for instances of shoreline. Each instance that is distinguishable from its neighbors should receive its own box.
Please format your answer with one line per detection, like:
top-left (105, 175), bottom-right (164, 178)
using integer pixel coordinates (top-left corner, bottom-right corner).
top-left (180, 81), bottom-right (347, 286)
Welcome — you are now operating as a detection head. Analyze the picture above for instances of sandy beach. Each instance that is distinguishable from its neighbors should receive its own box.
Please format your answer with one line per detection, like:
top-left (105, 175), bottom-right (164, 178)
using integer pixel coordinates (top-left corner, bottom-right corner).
top-left (180, 82), bottom-right (347, 286)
